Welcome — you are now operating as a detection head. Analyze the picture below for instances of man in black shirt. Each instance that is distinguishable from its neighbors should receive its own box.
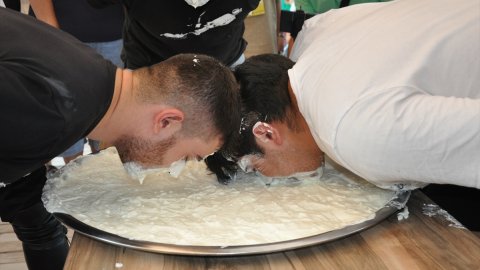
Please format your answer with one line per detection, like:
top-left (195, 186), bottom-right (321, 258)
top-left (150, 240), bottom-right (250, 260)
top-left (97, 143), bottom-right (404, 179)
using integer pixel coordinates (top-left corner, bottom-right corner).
top-left (0, 9), bottom-right (240, 270)
top-left (88, 0), bottom-right (260, 69)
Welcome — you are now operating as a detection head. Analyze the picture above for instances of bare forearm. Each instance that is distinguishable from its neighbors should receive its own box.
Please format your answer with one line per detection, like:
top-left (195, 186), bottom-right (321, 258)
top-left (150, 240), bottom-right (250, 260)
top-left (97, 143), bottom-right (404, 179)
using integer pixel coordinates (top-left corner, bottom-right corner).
top-left (29, 0), bottom-right (59, 28)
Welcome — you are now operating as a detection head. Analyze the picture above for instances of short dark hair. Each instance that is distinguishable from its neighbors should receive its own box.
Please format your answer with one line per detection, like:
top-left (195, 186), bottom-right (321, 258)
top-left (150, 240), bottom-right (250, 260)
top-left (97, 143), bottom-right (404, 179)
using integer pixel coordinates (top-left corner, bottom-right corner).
top-left (134, 53), bottom-right (241, 144)
top-left (236, 54), bottom-right (299, 131)
top-left (205, 54), bottom-right (295, 183)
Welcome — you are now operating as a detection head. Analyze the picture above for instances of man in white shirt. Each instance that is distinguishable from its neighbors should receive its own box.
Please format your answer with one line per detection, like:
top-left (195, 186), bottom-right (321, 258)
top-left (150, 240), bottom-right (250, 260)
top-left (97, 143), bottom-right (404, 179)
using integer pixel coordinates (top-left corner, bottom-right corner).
top-left (207, 0), bottom-right (480, 191)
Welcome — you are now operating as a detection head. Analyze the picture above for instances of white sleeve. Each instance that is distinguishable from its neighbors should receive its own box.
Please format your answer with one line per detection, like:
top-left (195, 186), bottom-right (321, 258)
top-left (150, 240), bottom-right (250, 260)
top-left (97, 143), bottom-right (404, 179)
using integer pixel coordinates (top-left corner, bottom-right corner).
top-left (334, 86), bottom-right (480, 189)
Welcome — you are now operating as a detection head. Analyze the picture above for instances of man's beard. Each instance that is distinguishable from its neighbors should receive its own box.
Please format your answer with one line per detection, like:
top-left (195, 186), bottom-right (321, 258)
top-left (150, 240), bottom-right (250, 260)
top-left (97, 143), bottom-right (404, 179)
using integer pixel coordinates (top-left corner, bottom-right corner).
top-left (114, 135), bottom-right (177, 166)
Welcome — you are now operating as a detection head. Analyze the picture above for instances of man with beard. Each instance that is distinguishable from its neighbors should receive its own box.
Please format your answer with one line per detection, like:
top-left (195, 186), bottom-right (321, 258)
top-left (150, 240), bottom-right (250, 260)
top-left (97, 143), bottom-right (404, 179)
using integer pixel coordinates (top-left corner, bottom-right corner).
top-left (0, 8), bottom-right (240, 270)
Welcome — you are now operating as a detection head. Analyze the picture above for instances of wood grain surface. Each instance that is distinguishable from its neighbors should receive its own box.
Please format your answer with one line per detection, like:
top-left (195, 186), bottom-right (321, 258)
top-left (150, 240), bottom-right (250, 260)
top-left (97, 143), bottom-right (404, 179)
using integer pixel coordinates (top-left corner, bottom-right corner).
top-left (64, 191), bottom-right (480, 270)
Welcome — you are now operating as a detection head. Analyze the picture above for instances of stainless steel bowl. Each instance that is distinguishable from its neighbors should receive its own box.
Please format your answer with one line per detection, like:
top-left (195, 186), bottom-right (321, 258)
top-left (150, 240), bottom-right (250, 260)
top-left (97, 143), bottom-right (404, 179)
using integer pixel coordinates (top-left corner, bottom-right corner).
top-left (54, 191), bottom-right (410, 256)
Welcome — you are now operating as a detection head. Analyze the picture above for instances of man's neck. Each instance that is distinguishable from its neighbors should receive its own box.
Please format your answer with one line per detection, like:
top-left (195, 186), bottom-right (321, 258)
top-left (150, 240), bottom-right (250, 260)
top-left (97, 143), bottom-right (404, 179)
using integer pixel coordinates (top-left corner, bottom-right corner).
top-left (287, 81), bottom-right (324, 165)
top-left (88, 68), bottom-right (133, 143)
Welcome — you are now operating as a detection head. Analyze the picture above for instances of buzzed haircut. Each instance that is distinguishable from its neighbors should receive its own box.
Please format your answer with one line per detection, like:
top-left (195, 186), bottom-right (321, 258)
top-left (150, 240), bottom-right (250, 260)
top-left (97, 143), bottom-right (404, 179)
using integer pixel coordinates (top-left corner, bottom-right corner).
top-left (133, 54), bottom-right (241, 144)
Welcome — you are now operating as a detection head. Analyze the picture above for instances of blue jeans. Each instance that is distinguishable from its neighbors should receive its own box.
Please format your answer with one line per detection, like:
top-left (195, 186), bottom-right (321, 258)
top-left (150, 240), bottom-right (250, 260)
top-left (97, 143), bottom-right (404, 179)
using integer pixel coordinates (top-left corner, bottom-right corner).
top-left (59, 39), bottom-right (123, 158)
top-left (85, 39), bottom-right (123, 67)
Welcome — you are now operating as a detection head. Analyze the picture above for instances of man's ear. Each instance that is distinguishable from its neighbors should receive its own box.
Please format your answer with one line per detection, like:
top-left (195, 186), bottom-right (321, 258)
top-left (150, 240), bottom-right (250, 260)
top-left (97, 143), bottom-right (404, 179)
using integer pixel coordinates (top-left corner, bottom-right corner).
top-left (252, 122), bottom-right (282, 146)
top-left (153, 108), bottom-right (184, 138)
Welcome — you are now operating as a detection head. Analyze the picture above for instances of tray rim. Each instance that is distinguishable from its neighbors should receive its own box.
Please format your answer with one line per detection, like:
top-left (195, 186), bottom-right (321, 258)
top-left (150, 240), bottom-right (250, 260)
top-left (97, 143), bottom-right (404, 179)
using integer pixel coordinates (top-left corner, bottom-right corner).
top-left (54, 191), bottom-right (410, 256)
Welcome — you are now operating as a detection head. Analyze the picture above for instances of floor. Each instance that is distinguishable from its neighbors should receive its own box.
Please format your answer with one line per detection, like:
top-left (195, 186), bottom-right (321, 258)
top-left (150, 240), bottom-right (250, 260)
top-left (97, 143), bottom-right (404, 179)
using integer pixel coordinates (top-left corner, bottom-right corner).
top-left (0, 223), bottom-right (25, 270)
top-left (0, 4), bottom-right (275, 269)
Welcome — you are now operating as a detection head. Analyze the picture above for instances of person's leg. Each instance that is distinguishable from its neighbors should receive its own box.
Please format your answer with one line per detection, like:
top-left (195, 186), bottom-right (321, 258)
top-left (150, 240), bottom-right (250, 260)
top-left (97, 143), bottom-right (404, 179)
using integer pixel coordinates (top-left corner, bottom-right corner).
top-left (0, 167), bottom-right (69, 270)
top-left (86, 39), bottom-right (124, 67)
top-left (88, 138), bottom-right (101, 154)
top-left (13, 202), bottom-right (69, 270)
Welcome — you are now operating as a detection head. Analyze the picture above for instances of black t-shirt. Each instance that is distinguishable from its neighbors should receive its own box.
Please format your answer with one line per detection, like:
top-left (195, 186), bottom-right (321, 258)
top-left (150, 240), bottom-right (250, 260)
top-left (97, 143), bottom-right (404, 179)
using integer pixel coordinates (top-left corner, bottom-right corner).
top-left (53, 0), bottom-right (124, 42)
top-left (29, 0), bottom-right (124, 43)
top-left (88, 0), bottom-right (260, 69)
top-left (0, 9), bottom-right (117, 184)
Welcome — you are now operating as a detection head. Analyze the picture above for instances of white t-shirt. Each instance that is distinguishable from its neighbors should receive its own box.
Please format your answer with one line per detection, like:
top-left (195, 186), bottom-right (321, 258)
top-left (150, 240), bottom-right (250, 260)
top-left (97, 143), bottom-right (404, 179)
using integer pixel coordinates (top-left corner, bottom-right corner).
top-left (288, 0), bottom-right (480, 190)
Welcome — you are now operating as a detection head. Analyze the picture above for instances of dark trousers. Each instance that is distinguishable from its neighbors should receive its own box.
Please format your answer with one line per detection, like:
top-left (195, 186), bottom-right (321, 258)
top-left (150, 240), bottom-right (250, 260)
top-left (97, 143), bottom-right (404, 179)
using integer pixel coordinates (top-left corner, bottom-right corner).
top-left (0, 167), bottom-right (69, 270)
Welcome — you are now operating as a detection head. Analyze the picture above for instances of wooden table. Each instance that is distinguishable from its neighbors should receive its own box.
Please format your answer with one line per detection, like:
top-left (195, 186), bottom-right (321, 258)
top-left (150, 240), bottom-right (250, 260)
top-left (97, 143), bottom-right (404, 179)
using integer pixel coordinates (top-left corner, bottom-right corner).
top-left (64, 191), bottom-right (480, 269)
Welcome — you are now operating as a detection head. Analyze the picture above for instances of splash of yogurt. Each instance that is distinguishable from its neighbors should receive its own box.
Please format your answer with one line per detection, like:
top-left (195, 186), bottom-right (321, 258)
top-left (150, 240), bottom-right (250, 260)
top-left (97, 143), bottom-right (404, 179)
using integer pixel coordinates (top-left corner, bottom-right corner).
top-left (123, 159), bottom-right (187, 184)
top-left (168, 159), bottom-right (187, 178)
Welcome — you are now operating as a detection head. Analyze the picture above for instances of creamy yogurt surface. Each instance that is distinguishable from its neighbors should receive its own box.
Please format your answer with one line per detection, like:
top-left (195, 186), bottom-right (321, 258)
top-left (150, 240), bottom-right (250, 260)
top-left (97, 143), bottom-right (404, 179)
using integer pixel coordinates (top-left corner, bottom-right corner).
top-left (43, 147), bottom-right (396, 246)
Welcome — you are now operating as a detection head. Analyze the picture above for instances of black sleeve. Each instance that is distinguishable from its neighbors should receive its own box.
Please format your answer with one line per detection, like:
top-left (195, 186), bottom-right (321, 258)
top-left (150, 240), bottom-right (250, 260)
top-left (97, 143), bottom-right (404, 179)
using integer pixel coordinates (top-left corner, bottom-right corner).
top-left (0, 64), bottom-right (65, 183)
top-left (0, 8), bottom-right (116, 183)
top-left (0, 64), bottom-right (64, 159)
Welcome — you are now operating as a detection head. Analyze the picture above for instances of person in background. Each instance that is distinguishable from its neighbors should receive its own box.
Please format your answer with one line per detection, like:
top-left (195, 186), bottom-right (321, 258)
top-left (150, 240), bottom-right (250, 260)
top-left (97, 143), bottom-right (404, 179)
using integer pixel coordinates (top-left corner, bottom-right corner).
top-left (29, 0), bottom-right (125, 163)
top-left (206, 0), bottom-right (480, 227)
top-left (277, 0), bottom-right (296, 56)
top-left (295, 0), bottom-right (389, 14)
top-left (87, 0), bottom-right (260, 69)
top-left (1, 8), bottom-right (240, 270)
top-left (277, 0), bottom-right (391, 56)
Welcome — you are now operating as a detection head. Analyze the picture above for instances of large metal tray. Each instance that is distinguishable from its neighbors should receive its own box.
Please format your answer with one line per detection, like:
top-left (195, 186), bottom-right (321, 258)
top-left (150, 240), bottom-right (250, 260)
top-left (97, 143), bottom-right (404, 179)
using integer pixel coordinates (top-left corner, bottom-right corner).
top-left (54, 191), bottom-right (410, 256)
